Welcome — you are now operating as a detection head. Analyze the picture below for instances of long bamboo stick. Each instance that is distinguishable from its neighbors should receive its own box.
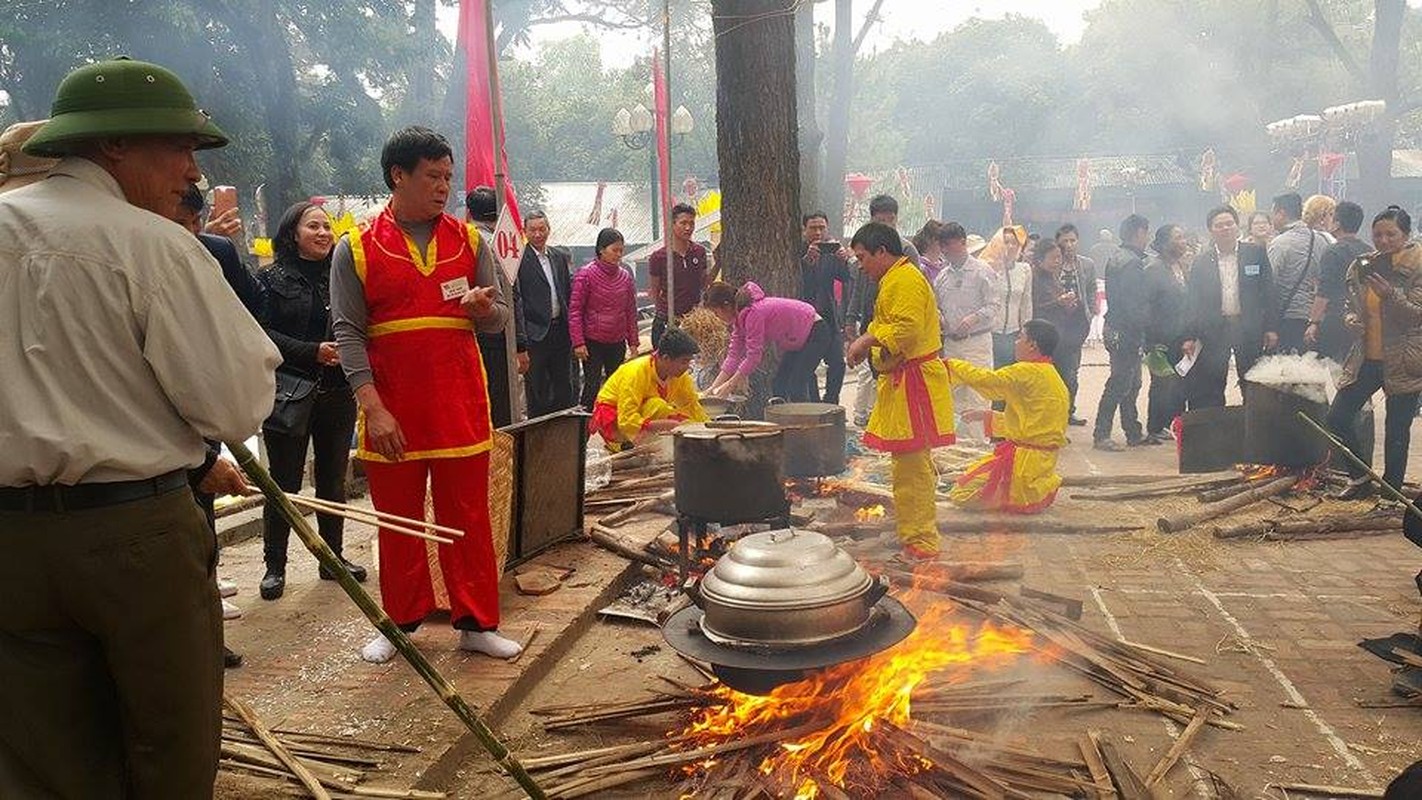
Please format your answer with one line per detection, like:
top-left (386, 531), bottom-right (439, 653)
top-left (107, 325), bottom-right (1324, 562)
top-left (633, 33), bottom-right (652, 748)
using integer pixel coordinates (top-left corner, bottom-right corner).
top-left (1297, 412), bottom-right (1422, 525)
top-left (291, 493), bottom-right (466, 537)
top-left (225, 694), bottom-right (331, 799)
top-left (285, 495), bottom-right (454, 544)
top-left (227, 441), bottom-right (546, 799)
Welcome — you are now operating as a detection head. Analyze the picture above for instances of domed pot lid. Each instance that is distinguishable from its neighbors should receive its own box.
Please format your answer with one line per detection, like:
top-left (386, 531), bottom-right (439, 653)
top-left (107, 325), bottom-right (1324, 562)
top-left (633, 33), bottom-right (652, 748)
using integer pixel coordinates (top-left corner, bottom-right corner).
top-left (699, 528), bottom-right (872, 610)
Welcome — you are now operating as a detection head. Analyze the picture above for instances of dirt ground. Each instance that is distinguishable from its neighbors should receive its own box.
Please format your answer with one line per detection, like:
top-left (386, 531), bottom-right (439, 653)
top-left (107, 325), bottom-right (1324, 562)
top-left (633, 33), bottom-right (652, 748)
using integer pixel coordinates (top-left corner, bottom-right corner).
top-left (217, 344), bottom-right (1422, 799)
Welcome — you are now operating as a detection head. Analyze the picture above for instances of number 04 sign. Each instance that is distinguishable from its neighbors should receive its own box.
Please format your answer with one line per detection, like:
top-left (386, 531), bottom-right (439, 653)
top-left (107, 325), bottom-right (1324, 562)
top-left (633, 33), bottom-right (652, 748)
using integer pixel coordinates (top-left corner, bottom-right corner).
top-left (492, 205), bottom-right (523, 285)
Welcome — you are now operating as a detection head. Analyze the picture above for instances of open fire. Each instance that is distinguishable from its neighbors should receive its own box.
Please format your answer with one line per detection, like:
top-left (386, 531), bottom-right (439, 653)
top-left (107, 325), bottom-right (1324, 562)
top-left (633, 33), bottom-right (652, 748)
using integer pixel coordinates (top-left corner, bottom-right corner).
top-left (675, 588), bottom-right (1039, 798)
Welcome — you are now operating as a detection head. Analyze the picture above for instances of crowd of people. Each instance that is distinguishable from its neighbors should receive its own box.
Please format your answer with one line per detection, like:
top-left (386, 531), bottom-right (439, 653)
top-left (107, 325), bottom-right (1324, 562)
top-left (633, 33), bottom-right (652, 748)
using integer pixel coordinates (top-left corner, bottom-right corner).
top-left (4, 54), bottom-right (1422, 799)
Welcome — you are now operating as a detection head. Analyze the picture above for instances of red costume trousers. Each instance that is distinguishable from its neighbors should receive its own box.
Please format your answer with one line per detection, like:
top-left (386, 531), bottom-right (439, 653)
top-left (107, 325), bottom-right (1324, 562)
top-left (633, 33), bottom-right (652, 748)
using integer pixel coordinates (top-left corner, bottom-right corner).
top-left (364, 454), bottom-right (499, 632)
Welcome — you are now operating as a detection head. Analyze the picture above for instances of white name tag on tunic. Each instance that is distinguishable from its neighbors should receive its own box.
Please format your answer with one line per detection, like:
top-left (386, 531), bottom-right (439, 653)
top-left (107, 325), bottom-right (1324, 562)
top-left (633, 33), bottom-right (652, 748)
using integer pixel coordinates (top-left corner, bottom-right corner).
top-left (1243, 263), bottom-right (1260, 276)
top-left (440, 276), bottom-right (470, 301)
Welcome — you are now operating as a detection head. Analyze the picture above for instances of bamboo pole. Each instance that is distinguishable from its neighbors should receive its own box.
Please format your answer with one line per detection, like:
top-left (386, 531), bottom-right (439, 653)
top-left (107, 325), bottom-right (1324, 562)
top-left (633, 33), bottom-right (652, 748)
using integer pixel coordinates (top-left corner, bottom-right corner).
top-left (1143, 706), bottom-right (1208, 787)
top-left (286, 495), bottom-right (454, 544)
top-left (226, 441), bottom-right (547, 799)
top-left (290, 493), bottom-right (465, 537)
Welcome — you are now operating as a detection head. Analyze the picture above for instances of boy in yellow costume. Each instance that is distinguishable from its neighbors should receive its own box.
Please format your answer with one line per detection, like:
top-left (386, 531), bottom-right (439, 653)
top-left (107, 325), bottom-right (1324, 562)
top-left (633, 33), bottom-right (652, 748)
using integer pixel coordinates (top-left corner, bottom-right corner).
top-left (847, 222), bottom-right (956, 560)
top-left (590, 328), bottom-right (708, 450)
top-left (947, 319), bottom-right (1069, 513)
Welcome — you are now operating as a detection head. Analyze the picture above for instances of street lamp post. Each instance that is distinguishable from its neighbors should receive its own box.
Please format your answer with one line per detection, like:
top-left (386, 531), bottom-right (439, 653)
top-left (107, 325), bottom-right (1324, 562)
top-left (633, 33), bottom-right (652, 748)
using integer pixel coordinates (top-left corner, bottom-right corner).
top-left (612, 103), bottom-right (693, 242)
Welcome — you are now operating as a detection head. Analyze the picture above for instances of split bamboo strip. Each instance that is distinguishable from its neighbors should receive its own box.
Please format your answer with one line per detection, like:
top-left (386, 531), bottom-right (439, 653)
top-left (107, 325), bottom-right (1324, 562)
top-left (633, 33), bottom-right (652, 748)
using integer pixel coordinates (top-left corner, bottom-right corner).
top-left (227, 441), bottom-right (547, 800)
top-left (225, 694), bottom-right (331, 799)
top-left (1075, 734), bottom-right (1117, 800)
top-left (269, 728), bottom-right (422, 754)
top-left (290, 493), bottom-right (465, 537)
top-left (286, 495), bottom-right (454, 544)
top-left (1116, 640), bottom-right (1206, 666)
top-left (1143, 706), bottom-right (1209, 787)
top-left (1268, 783), bottom-right (1383, 798)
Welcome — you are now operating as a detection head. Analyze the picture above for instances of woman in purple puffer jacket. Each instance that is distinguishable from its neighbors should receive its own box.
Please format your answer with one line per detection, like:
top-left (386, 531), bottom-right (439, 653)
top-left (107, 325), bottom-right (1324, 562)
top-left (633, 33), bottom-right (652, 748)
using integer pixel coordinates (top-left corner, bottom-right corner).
top-left (570, 228), bottom-right (641, 411)
top-left (704, 280), bottom-right (831, 402)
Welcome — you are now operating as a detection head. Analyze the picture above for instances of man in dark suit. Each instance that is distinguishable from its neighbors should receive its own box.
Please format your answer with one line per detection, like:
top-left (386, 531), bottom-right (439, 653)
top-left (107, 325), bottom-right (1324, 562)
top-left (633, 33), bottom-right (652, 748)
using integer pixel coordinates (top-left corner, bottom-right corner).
top-left (1183, 205), bottom-right (1278, 409)
top-left (518, 210), bottom-right (575, 416)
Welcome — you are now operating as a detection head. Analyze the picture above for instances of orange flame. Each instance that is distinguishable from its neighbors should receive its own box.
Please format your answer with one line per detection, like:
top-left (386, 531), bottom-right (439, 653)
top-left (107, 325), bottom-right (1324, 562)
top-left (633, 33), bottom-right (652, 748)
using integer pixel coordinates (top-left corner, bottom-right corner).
top-left (679, 599), bottom-right (1035, 797)
top-left (853, 504), bottom-right (886, 523)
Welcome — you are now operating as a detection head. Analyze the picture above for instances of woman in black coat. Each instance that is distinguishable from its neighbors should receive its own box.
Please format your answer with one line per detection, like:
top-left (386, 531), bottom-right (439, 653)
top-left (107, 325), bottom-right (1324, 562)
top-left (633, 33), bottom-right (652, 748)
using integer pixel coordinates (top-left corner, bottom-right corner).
top-left (256, 201), bottom-right (364, 600)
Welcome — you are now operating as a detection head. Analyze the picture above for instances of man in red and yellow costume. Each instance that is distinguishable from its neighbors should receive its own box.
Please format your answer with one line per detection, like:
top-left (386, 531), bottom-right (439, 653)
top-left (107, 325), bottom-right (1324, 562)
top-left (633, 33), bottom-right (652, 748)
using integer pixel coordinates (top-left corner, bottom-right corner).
top-left (589, 328), bottom-right (708, 450)
top-left (331, 126), bottom-right (522, 662)
top-left (846, 222), bottom-right (956, 561)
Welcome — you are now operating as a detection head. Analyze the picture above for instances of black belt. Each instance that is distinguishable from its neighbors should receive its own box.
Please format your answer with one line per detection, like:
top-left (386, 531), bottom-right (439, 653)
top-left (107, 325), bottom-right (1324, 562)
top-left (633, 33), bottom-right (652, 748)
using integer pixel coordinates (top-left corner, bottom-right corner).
top-left (0, 469), bottom-right (189, 513)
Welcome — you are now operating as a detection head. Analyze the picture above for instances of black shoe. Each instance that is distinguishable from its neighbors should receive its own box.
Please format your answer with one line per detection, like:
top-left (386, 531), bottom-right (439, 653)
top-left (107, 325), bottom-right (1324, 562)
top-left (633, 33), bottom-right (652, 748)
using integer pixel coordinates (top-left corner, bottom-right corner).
top-left (1125, 437), bottom-right (1150, 447)
top-left (1068, 416), bottom-right (1088, 427)
top-left (1414, 570), bottom-right (1422, 600)
top-left (224, 647), bottom-right (243, 669)
top-left (1143, 432), bottom-right (1170, 445)
top-left (319, 558), bottom-right (368, 583)
top-left (1092, 439), bottom-right (1125, 452)
top-left (259, 569), bottom-right (286, 600)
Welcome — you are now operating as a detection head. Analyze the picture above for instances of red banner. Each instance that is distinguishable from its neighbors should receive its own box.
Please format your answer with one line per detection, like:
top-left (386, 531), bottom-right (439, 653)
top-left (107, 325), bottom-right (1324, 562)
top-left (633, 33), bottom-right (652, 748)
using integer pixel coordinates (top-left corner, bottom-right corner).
top-left (458, 0), bottom-right (521, 228)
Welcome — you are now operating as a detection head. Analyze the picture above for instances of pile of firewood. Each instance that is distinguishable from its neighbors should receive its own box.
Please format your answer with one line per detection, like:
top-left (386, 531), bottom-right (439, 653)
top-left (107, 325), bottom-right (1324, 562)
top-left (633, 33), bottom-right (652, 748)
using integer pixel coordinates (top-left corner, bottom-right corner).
top-left (221, 694), bottom-right (437, 799)
top-left (585, 443), bottom-right (676, 525)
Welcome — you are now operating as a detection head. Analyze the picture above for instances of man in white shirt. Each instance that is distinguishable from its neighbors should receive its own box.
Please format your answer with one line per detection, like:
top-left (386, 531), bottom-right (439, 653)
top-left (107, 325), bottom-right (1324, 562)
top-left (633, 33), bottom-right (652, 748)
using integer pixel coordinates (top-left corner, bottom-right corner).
top-left (0, 58), bottom-right (280, 798)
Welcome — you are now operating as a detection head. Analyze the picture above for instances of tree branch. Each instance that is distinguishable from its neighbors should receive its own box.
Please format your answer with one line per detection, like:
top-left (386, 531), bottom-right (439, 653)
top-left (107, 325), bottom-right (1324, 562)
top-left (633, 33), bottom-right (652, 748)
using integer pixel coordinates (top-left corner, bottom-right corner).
top-left (1301, 0), bottom-right (1365, 85)
top-left (850, 0), bottom-right (885, 54)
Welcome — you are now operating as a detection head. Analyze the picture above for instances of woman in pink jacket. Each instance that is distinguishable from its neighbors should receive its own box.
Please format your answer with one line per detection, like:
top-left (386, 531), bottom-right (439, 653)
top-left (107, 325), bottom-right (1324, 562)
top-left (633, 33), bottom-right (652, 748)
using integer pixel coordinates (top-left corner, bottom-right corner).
top-left (571, 228), bottom-right (640, 411)
top-left (704, 281), bottom-right (830, 402)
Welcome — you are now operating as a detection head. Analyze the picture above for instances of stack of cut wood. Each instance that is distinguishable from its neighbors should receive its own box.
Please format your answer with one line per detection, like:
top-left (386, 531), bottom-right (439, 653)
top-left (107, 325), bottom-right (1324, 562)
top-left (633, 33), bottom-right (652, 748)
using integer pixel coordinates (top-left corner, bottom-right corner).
top-left (585, 443), bottom-right (676, 525)
top-left (221, 694), bottom-right (437, 799)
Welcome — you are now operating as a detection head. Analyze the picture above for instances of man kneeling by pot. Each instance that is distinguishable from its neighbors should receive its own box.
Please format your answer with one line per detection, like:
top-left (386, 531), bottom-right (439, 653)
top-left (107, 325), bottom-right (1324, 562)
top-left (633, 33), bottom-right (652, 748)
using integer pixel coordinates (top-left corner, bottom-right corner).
top-left (589, 327), bottom-right (709, 451)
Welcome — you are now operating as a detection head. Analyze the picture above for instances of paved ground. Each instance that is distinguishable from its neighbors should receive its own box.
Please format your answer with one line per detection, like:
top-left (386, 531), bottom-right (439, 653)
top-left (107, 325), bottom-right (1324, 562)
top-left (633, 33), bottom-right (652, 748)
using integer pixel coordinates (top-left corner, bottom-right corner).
top-left (216, 344), bottom-right (1422, 798)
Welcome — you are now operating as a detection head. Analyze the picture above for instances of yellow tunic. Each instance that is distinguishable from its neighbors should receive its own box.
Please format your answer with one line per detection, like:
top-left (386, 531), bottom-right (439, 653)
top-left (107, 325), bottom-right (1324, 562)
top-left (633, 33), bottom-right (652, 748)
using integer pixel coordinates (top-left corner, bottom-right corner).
top-left (946, 357), bottom-right (1069, 513)
top-left (593, 355), bottom-right (708, 445)
top-left (863, 258), bottom-right (956, 453)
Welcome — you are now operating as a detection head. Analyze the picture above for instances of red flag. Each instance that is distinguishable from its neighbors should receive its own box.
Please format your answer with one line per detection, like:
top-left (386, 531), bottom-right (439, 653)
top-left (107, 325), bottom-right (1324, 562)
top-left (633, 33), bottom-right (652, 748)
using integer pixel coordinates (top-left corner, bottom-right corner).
top-left (652, 49), bottom-right (672, 243)
top-left (458, 0), bottom-right (521, 229)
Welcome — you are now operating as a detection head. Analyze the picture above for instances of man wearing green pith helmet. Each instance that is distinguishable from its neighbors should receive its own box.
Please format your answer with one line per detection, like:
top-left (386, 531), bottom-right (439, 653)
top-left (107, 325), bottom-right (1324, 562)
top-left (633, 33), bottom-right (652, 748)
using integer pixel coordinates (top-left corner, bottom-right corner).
top-left (0, 58), bottom-right (280, 798)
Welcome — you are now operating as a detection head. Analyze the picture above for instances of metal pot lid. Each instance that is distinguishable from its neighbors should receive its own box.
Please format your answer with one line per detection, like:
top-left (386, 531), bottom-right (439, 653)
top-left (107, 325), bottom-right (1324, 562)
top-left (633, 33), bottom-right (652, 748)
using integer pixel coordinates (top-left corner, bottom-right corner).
top-left (699, 528), bottom-right (872, 610)
top-left (673, 421), bottom-right (782, 440)
top-left (764, 402), bottom-right (845, 421)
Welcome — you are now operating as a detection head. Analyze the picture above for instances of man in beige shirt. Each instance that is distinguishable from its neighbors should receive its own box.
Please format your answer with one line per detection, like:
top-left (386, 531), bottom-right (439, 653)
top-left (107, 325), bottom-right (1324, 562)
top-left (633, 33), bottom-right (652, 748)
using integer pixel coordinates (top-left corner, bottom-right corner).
top-left (0, 58), bottom-right (279, 799)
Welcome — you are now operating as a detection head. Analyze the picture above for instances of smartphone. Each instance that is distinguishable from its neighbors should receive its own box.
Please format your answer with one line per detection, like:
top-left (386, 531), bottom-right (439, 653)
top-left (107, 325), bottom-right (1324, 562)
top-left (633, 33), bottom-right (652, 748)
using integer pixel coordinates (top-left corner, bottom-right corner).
top-left (212, 185), bottom-right (238, 218)
top-left (817, 240), bottom-right (841, 255)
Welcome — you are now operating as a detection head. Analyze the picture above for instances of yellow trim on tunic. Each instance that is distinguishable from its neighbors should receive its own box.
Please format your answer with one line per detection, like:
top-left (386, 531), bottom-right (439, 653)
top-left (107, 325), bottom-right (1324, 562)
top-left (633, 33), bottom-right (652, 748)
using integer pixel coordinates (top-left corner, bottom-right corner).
top-left (596, 355), bottom-right (708, 443)
top-left (368, 316), bottom-right (475, 338)
top-left (350, 230), bottom-right (368, 284)
top-left (863, 258), bottom-right (955, 449)
top-left (354, 410), bottom-right (495, 463)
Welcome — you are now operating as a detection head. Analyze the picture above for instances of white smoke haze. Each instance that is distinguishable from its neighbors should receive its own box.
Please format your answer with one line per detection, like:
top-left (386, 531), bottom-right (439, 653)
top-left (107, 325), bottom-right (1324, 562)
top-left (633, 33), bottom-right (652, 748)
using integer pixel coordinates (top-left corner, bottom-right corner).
top-left (1243, 353), bottom-right (1338, 405)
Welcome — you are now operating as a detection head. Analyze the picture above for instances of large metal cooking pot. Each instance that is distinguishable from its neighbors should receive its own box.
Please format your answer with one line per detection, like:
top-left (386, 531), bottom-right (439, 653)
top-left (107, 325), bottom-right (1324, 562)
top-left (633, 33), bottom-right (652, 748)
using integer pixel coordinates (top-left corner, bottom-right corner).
top-left (673, 422), bottom-right (787, 523)
top-left (692, 528), bottom-right (888, 646)
top-left (764, 401), bottom-right (847, 477)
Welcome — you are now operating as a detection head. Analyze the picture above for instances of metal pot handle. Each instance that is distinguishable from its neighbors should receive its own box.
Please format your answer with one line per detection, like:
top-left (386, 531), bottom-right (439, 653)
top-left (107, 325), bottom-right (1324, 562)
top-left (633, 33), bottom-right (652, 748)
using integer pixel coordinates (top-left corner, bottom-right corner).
top-left (684, 578), bottom-right (705, 609)
top-left (865, 575), bottom-right (890, 607)
top-left (767, 396), bottom-right (786, 406)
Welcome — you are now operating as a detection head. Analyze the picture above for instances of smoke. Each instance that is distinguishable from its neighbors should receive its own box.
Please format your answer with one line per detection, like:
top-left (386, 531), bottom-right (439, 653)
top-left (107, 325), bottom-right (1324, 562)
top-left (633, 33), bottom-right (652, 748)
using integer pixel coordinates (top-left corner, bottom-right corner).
top-left (1243, 353), bottom-right (1337, 405)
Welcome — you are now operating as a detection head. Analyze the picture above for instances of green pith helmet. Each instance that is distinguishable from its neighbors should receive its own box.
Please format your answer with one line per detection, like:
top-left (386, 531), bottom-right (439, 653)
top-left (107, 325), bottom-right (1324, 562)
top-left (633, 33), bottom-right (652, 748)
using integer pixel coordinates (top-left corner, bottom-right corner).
top-left (22, 57), bottom-right (228, 158)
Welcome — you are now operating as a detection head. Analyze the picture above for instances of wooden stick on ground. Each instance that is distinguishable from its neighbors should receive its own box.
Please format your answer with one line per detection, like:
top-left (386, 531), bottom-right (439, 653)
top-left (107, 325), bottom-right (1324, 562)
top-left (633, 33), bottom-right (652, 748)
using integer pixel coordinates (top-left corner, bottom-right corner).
top-left (1076, 734), bottom-right (1117, 800)
top-left (1268, 783), bottom-right (1383, 799)
top-left (588, 524), bottom-right (675, 569)
top-left (1144, 706), bottom-right (1209, 787)
top-left (599, 489), bottom-right (676, 527)
top-left (225, 694), bottom-right (332, 800)
top-left (1156, 475), bottom-right (1299, 533)
top-left (288, 494), bottom-right (466, 537)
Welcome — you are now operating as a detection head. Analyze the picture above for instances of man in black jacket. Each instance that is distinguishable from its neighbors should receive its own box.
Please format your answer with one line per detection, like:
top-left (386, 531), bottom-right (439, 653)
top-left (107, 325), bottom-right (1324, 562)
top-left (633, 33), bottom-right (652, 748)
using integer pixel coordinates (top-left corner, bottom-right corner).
top-left (797, 211), bottom-right (855, 403)
top-left (518, 210), bottom-right (575, 416)
top-left (1141, 224), bottom-right (1190, 443)
top-left (1093, 214), bottom-right (1151, 451)
top-left (1182, 205), bottom-right (1277, 408)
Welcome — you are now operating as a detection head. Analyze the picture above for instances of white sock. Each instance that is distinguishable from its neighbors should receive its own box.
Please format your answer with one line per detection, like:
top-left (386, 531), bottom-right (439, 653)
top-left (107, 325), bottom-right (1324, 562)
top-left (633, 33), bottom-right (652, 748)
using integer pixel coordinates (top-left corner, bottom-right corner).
top-left (459, 630), bottom-right (523, 659)
top-left (361, 634), bottom-right (398, 664)
top-left (217, 578), bottom-right (238, 598)
top-left (221, 599), bottom-right (243, 620)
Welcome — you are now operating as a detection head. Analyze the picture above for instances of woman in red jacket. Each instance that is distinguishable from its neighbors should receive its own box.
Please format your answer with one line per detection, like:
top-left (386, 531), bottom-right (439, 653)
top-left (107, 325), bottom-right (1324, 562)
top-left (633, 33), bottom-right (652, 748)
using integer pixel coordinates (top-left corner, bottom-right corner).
top-left (571, 228), bottom-right (641, 411)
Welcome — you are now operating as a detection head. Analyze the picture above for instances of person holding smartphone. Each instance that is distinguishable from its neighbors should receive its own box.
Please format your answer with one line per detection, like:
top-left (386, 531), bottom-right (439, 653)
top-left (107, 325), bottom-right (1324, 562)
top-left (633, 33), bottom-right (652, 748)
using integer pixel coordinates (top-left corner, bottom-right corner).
top-left (796, 212), bottom-right (855, 403)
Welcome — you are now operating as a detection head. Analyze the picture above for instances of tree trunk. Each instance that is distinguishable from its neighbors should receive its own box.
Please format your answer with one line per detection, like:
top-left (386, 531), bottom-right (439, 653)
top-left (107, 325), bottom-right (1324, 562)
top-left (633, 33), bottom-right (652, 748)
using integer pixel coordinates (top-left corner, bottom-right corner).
top-left (794, 0), bottom-right (822, 212)
top-left (711, 0), bottom-right (801, 418)
top-left (820, 0), bottom-right (853, 238)
top-left (402, 0), bottom-right (438, 124)
top-left (1357, 0), bottom-right (1404, 210)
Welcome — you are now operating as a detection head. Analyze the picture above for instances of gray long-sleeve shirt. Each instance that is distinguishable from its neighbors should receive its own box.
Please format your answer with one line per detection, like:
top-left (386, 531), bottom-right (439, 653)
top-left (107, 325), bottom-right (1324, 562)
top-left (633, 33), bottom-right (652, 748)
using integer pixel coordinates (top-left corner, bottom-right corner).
top-left (1267, 221), bottom-right (1325, 321)
top-left (331, 216), bottom-right (510, 389)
